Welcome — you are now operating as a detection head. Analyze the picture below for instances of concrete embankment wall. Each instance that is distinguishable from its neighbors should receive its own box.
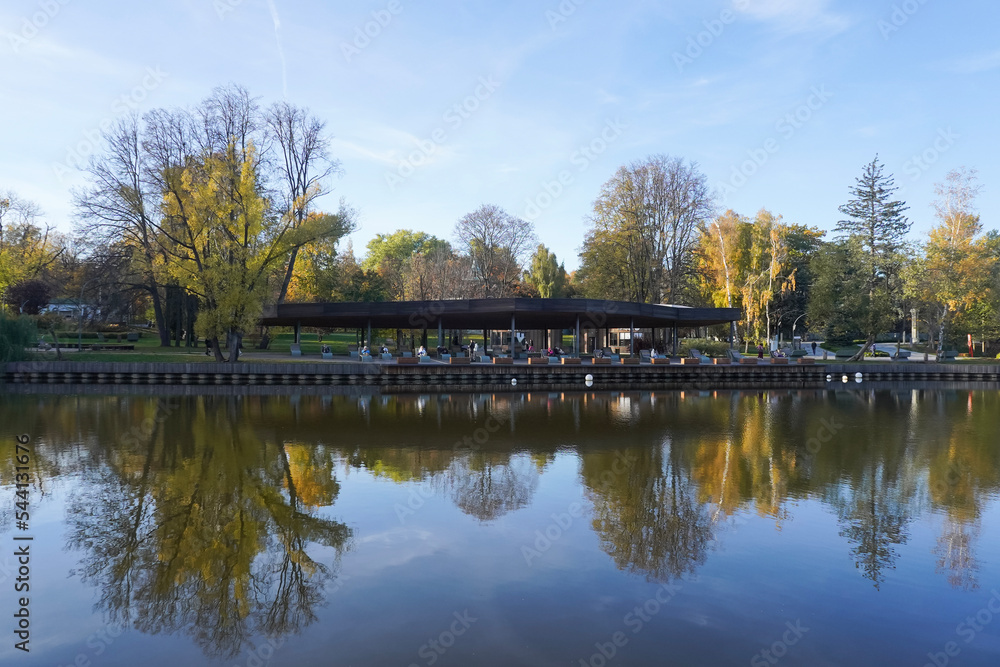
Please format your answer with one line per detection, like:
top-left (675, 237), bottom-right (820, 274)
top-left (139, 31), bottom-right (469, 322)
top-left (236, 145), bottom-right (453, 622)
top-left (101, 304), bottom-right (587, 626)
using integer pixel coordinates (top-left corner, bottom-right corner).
top-left (2, 360), bottom-right (829, 393)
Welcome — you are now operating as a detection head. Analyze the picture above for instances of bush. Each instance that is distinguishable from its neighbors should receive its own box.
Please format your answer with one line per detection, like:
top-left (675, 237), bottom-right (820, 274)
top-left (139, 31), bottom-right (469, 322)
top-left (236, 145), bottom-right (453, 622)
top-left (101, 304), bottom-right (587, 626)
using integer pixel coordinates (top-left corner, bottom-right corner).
top-left (0, 313), bottom-right (37, 363)
top-left (680, 338), bottom-right (731, 358)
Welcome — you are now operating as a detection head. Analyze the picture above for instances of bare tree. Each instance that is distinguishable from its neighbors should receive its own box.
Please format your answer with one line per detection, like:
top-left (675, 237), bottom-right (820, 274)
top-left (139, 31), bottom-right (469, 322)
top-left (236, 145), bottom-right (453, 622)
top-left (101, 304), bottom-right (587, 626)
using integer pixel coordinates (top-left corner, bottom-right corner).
top-left (589, 155), bottom-right (714, 304)
top-left (73, 115), bottom-right (173, 346)
top-left (266, 102), bottom-right (343, 303)
top-left (454, 204), bottom-right (536, 298)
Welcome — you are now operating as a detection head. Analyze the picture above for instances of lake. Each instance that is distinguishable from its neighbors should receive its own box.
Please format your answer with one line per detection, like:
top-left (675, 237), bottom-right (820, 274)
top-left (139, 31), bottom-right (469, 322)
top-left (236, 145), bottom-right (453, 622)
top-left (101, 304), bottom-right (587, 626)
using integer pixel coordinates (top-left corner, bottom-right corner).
top-left (1, 388), bottom-right (999, 666)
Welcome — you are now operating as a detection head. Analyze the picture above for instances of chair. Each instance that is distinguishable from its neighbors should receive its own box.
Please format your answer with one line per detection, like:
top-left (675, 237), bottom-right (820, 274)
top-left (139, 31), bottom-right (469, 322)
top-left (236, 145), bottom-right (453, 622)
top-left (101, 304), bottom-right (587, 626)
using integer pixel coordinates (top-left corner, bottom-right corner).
top-left (639, 350), bottom-right (651, 363)
top-left (290, 344), bottom-right (302, 357)
top-left (689, 348), bottom-right (711, 364)
top-left (381, 352), bottom-right (393, 360)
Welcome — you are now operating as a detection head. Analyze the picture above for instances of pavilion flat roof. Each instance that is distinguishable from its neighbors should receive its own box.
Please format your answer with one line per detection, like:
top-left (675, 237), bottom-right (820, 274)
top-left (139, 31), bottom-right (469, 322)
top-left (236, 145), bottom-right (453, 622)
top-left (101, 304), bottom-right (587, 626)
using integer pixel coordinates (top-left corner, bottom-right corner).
top-left (261, 298), bottom-right (741, 331)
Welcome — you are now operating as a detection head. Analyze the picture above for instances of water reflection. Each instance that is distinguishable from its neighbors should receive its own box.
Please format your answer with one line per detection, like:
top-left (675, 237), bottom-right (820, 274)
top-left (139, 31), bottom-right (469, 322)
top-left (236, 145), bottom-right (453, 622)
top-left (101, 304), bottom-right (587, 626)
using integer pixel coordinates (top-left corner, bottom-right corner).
top-left (58, 398), bottom-right (352, 659)
top-left (1, 388), bottom-right (1000, 662)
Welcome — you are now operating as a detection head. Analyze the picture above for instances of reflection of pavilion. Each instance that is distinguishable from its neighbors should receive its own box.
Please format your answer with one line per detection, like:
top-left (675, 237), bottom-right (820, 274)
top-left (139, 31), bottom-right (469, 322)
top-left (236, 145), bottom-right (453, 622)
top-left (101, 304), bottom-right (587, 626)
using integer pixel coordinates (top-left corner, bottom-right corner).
top-left (262, 298), bottom-right (740, 356)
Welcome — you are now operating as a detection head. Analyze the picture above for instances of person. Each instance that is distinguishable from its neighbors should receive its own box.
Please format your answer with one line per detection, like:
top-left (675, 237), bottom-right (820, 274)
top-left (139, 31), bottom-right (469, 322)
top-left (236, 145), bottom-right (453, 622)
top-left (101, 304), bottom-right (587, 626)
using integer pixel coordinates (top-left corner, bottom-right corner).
top-left (757, 342), bottom-right (764, 359)
top-left (361, 345), bottom-right (370, 356)
top-left (811, 341), bottom-right (817, 355)
top-left (470, 342), bottom-right (478, 359)
top-left (380, 345), bottom-right (389, 354)
top-left (204, 339), bottom-right (212, 356)
top-left (650, 348), bottom-right (658, 359)
top-left (321, 344), bottom-right (331, 354)
top-left (417, 345), bottom-right (427, 357)
top-left (595, 348), bottom-right (604, 359)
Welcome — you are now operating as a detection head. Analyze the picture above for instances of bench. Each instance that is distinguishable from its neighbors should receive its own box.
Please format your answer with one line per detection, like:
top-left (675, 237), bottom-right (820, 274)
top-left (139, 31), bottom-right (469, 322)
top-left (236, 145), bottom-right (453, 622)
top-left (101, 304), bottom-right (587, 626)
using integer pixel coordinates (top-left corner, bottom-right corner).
top-left (713, 358), bottom-right (731, 365)
top-left (592, 357), bottom-right (612, 365)
top-left (528, 357), bottom-right (549, 365)
top-left (770, 357), bottom-right (790, 365)
top-left (126, 332), bottom-right (139, 342)
top-left (796, 357), bottom-right (815, 365)
top-left (651, 357), bottom-right (671, 365)
top-left (449, 356), bottom-right (472, 365)
top-left (397, 356), bottom-right (420, 365)
top-left (739, 357), bottom-right (759, 365)
top-left (620, 357), bottom-right (640, 365)
top-left (493, 357), bottom-right (514, 365)
top-left (561, 357), bottom-right (582, 365)
top-left (681, 358), bottom-right (701, 365)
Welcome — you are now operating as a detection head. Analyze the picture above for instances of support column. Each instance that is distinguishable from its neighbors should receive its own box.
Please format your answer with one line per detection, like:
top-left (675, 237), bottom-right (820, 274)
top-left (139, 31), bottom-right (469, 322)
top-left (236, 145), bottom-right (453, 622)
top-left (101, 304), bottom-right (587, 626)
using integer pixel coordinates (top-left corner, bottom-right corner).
top-left (730, 321), bottom-right (736, 350)
top-left (510, 315), bottom-right (516, 358)
top-left (629, 318), bottom-right (635, 356)
top-left (672, 324), bottom-right (678, 356)
top-left (294, 321), bottom-right (301, 345)
top-left (575, 315), bottom-right (581, 356)
top-left (367, 319), bottom-right (372, 349)
top-left (438, 320), bottom-right (444, 350)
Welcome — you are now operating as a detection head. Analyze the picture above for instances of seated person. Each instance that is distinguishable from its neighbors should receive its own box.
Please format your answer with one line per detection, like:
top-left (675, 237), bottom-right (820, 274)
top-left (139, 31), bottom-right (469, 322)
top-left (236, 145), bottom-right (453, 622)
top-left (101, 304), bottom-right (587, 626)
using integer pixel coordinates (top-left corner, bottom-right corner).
top-left (380, 345), bottom-right (389, 354)
top-left (360, 345), bottom-right (370, 356)
top-left (321, 344), bottom-right (331, 354)
top-left (595, 348), bottom-right (604, 358)
top-left (417, 345), bottom-right (427, 357)
top-left (650, 349), bottom-right (658, 359)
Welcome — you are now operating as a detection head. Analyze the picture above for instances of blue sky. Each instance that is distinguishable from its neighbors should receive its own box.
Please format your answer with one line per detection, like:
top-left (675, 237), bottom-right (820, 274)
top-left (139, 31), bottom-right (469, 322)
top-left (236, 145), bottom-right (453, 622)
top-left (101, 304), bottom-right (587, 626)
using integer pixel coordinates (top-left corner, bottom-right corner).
top-left (2, 0), bottom-right (998, 270)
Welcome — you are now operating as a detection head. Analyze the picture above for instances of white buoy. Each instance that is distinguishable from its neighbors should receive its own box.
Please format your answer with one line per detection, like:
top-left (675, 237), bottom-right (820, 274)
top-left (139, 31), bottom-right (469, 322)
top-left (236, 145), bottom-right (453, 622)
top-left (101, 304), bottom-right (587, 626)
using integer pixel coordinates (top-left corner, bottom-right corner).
top-left (585, 379), bottom-right (594, 388)
top-left (842, 376), bottom-right (848, 383)
top-left (855, 372), bottom-right (863, 379)
top-left (826, 375), bottom-right (832, 382)
top-left (585, 374), bottom-right (594, 383)
top-left (511, 378), bottom-right (517, 386)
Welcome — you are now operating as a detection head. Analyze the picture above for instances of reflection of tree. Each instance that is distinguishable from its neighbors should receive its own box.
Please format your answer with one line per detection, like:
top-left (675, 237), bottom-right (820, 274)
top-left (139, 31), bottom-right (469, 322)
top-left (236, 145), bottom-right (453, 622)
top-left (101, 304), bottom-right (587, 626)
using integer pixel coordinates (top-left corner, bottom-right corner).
top-left (582, 448), bottom-right (712, 582)
top-left (933, 519), bottom-right (979, 591)
top-left (831, 469), bottom-right (910, 590)
top-left (64, 398), bottom-right (351, 659)
top-left (448, 453), bottom-right (538, 522)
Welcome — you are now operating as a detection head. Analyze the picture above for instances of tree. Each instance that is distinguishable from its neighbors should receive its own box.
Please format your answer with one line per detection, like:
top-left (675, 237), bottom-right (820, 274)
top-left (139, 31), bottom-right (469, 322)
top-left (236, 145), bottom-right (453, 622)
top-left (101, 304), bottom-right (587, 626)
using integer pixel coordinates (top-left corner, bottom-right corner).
top-left (581, 155), bottom-right (714, 304)
top-left (160, 144), bottom-right (343, 362)
top-left (362, 230), bottom-right (444, 300)
top-left (1, 191), bottom-right (65, 314)
top-left (454, 204), bottom-right (536, 298)
top-left (836, 156), bottom-right (911, 360)
top-left (4, 279), bottom-right (52, 315)
top-left (523, 244), bottom-right (568, 298)
top-left (808, 240), bottom-right (866, 346)
top-left (911, 168), bottom-right (994, 349)
top-left (267, 102), bottom-right (343, 303)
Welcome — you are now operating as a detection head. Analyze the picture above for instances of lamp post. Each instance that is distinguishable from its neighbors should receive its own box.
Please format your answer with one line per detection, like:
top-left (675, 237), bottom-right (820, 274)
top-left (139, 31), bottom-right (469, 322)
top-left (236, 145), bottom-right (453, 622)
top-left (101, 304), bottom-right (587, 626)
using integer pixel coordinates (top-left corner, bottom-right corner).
top-left (791, 313), bottom-right (805, 350)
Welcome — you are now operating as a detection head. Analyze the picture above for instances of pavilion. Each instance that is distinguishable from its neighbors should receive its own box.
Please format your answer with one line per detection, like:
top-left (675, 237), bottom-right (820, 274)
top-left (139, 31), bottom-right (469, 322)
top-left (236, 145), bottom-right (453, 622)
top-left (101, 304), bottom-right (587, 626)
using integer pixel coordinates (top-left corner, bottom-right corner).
top-left (261, 298), bottom-right (741, 356)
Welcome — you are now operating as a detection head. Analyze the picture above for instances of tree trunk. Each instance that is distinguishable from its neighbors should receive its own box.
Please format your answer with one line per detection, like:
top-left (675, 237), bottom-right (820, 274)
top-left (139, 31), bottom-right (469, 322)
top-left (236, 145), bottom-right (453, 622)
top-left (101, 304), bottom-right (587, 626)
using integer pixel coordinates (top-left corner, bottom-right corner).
top-left (227, 331), bottom-right (243, 363)
top-left (150, 283), bottom-right (171, 347)
top-left (849, 336), bottom-right (875, 362)
top-left (277, 247), bottom-right (300, 304)
top-left (211, 336), bottom-right (226, 363)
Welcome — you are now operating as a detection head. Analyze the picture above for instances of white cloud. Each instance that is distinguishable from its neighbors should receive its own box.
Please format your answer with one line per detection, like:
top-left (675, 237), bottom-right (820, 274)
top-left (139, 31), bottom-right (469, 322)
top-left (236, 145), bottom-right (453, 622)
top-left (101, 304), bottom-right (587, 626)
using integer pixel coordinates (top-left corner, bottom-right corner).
top-left (733, 0), bottom-right (851, 34)
top-left (941, 50), bottom-right (1000, 74)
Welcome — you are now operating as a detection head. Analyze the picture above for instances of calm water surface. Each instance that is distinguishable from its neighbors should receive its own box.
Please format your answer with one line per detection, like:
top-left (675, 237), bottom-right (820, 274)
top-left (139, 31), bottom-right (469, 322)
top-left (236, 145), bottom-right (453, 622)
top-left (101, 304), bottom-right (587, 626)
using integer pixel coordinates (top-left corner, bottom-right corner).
top-left (1, 389), bottom-right (999, 666)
